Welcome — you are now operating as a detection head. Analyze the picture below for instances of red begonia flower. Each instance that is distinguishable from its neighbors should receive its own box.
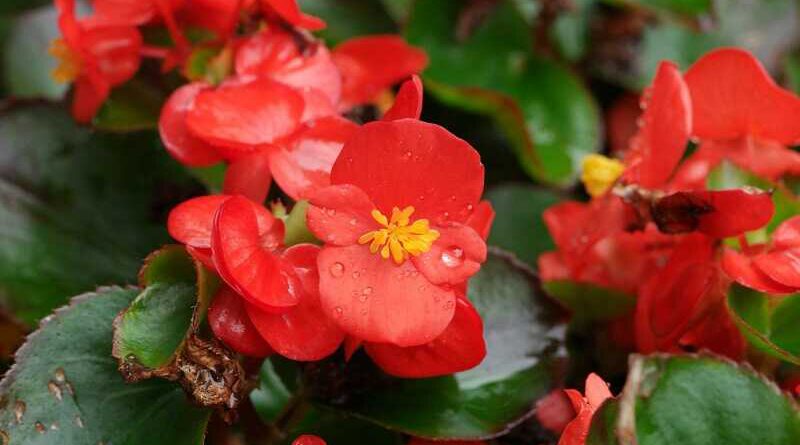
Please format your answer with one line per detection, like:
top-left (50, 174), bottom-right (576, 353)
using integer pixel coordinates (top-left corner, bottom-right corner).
top-left (292, 435), bottom-right (326, 445)
top-left (180, 0), bottom-right (249, 38)
top-left (382, 75), bottom-right (424, 121)
top-left (186, 77), bottom-right (305, 158)
top-left (364, 296), bottom-right (485, 378)
top-left (558, 373), bottom-right (613, 445)
top-left (260, 0), bottom-right (325, 31)
top-left (624, 61), bottom-right (691, 189)
top-left (92, 0), bottom-right (184, 26)
top-left (246, 244), bottom-right (345, 361)
top-left (211, 195), bottom-right (294, 312)
top-left (332, 36), bottom-right (428, 110)
top-left (722, 216), bottom-right (800, 294)
top-left (684, 48), bottom-right (800, 180)
top-left (208, 285), bottom-right (273, 357)
top-left (53, 0), bottom-right (142, 123)
top-left (308, 119), bottom-right (486, 347)
top-left (635, 234), bottom-right (728, 353)
top-left (464, 200), bottom-right (496, 241)
top-left (235, 28), bottom-right (341, 108)
top-left (679, 302), bottom-right (745, 360)
top-left (159, 82), bottom-right (223, 167)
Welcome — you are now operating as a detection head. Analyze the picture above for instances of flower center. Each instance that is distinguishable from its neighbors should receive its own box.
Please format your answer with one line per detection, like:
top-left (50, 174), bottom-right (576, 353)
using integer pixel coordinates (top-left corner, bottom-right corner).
top-left (49, 39), bottom-right (81, 83)
top-left (581, 154), bottom-right (625, 198)
top-left (358, 206), bottom-right (439, 265)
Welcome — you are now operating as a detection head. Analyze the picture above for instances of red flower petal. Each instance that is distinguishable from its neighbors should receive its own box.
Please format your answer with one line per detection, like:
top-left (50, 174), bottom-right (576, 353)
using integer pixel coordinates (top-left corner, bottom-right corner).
top-left (186, 77), bottom-right (304, 156)
top-left (211, 196), bottom-right (295, 312)
top-left (72, 75), bottom-right (109, 124)
top-left (382, 75), bottom-right (423, 121)
top-left (292, 435), bottom-right (326, 445)
top-left (330, 120), bottom-right (483, 225)
top-left (464, 200), bottom-right (495, 241)
top-left (667, 145), bottom-right (724, 191)
top-left (235, 28), bottom-right (341, 106)
top-left (307, 184), bottom-right (377, 246)
top-left (223, 151), bottom-right (272, 204)
top-left (246, 245), bottom-right (344, 361)
top-left (81, 25), bottom-right (142, 86)
top-left (168, 195), bottom-right (231, 248)
top-left (180, 0), bottom-right (242, 38)
top-left (685, 47), bottom-right (800, 144)
top-left (413, 224), bottom-right (487, 285)
top-left (333, 36), bottom-right (427, 109)
top-left (693, 189), bottom-right (774, 238)
top-left (270, 116), bottom-right (359, 200)
top-left (92, 0), bottom-right (161, 25)
top-left (584, 373), bottom-right (613, 408)
top-left (624, 61), bottom-right (691, 189)
top-left (208, 285), bottom-right (273, 357)
top-left (703, 138), bottom-right (800, 181)
top-left (535, 390), bottom-right (577, 435)
top-left (159, 83), bottom-right (223, 167)
top-left (365, 296), bottom-right (485, 378)
top-left (773, 216), bottom-right (800, 249)
top-left (538, 252), bottom-right (571, 282)
top-left (317, 245), bottom-right (455, 346)
top-left (679, 303), bottom-right (745, 360)
top-left (721, 248), bottom-right (795, 294)
top-left (260, 0), bottom-right (325, 31)
top-left (186, 246), bottom-right (216, 270)
top-left (606, 94), bottom-right (640, 155)
top-left (753, 248), bottom-right (800, 289)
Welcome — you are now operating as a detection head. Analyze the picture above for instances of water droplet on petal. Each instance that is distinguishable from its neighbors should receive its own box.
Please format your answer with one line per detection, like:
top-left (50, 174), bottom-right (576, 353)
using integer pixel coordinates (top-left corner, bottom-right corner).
top-left (349, 218), bottom-right (357, 225)
top-left (443, 300), bottom-right (455, 310)
top-left (329, 262), bottom-right (345, 278)
top-left (325, 208), bottom-right (337, 216)
top-left (441, 247), bottom-right (464, 268)
top-left (450, 195), bottom-right (457, 201)
top-left (352, 270), bottom-right (360, 279)
top-left (334, 306), bottom-right (344, 317)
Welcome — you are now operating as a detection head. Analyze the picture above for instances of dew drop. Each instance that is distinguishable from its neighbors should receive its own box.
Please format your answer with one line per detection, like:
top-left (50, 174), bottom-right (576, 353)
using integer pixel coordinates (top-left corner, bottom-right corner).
top-left (333, 306), bottom-right (344, 317)
top-left (466, 204), bottom-right (474, 211)
top-left (329, 262), bottom-right (345, 278)
top-left (418, 195), bottom-right (425, 201)
top-left (352, 270), bottom-right (360, 279)
top-left (449, 195), bottom-right (457, 201)
top-left (349, 218), bottom-right (357, 226)
top-left (362, 287), bottom-right (373, 295)
top-left (325, 208), bottom-right (337, 216)
top-left (441, 247), bottom-right (464, 268)
top-left (49, 422), bottom-right (59, 431)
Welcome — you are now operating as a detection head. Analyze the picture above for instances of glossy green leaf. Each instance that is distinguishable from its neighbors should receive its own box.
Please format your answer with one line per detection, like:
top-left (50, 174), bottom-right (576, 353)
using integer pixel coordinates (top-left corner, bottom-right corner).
top-left (544, 280), bottom-right (635, 323)
top-left (314, 249), bottom-right (567, 439)
top-left (286, 407), bottom-right (404, 445)
top-left (93, 80), bottom-right (165, 132)
top-left (299, 0), bottom-right (395, 45)
top-left (485, 183), bottom-right (560, 267)
top-left (0, 287), bottom-right (210, 444)
top-left (251, 358), bottom-right (295, 424)
top-left (0, 105), bottom-right (198, 325)
top-left (728, 285), bottom-right (800, 365)
top-left (2, 5), bottom-right (66, 99)
top-left (406, 0), bottom-right (600, 185)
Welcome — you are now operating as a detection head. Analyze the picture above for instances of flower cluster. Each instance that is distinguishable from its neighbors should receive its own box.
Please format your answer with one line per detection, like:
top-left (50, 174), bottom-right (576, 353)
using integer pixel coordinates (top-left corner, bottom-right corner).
top-left (541, 48), bottom-right (800, 360)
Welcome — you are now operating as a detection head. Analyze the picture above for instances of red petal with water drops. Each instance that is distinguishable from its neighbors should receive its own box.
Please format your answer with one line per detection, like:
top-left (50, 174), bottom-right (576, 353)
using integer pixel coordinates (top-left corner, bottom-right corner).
top-left (186, 77), bottom-right (304, 156)
top-left (753, 248), bottom-right (800, 289)
top-left (307, 184), bottom-right (377, 246)
top-left (330, 120), bottom-right (483, 225)
top-left (159, 83), bottom-right (223, 167)
top-left (382, 75), bottom-right (423, 121)
top-left (365, 296), bottom-right (485, 378)
top-left (292, 435), bottom-right (326, 445)
top-left (413, 224), bottom-right (487, 285)
top-left (333, 36), bottom-right (427, 109)
top-left (317, 245), bottom-right (455, 347)
top-left (235, 28), bottom-right (341, 106)
top-left (685, 47), bottom-right (800, 144)
top-left (260, 0), bottom-right (325, 30)
top-left (773, 216), bottom-right (800, 249)
top-left (168, 195), bottom-right (231, 248)
top-left (246, 245), bottom-right (344, 361)
top-left (224, 151), bottom-right (272, 204)
top-left (211, 196), bottom-right (295, 312)
top-left (81, 25), bottom-right (142, 86)
top-left (270, 116), bottom-right (359, 200)
top-left (693, 189), bottom-right (774, 238)
top-left (208, 285), bottom-right (273, 357)
top-left (721, 248), bottom-right (794, 294)
top-left (624, 61), bottom-right (691, 189)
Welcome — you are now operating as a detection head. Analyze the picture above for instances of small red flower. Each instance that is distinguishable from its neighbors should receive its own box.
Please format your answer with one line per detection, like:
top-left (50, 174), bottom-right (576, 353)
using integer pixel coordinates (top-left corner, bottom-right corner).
top-left (722, 216), bottom-right (800, 294)
top-left (381, 75), bottom-right (424, 122)
top-left (52, 0), bottom-right (142, 123)
top-left (307, 119), bottom-right (487, 348)
top-left (683, 48), bottom-right (800, 181)
top-left (332, 36), bottom-right (428, 110)
top-left (558, 373), bottom-right (613, 445)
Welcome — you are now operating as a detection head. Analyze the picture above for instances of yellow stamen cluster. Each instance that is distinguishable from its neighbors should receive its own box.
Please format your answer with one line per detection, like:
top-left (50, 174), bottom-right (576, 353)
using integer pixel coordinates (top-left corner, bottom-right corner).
top-left (49, 38), bottom-right (81, 83)
top-left (358, 206), bottom-right (439, 265)
top-left (581, 154), bottom-right (625, 198)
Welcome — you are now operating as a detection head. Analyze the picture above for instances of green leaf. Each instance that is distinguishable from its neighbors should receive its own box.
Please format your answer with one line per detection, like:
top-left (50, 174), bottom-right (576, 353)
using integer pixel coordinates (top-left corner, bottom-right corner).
top-left (543, 280), bottom-right (635, 323)
top-left (286, 407), bottom-right (404, 445)
top-left (728, 285), bottom-right (800, 365)
top-left (603, 354), bottom-right (800, 445)
top-left (406, 0), bottom-right (601, 185)
top-left (283, 200), bottom-right (320, 246)
top-left (299, 0), bottom-right (396, 45)
top-left (2, 5), bottom-right (66, 99)
top-left (485, 183), bottom-right (560, 267)
top-left (0, 287), bottom-right (210, 444)
top-left (0, 105), bottom-right (198, 325)
top-left (251, 358), bottom-right (296, 424)
top-left (605, 0), bottom-right (711, 15)
top-left (313, 249), bottom-right (567, 439)
top-left (551, 0), bottom-right (596, 61)
top-left (93, 80), bottom-right (165, 132)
